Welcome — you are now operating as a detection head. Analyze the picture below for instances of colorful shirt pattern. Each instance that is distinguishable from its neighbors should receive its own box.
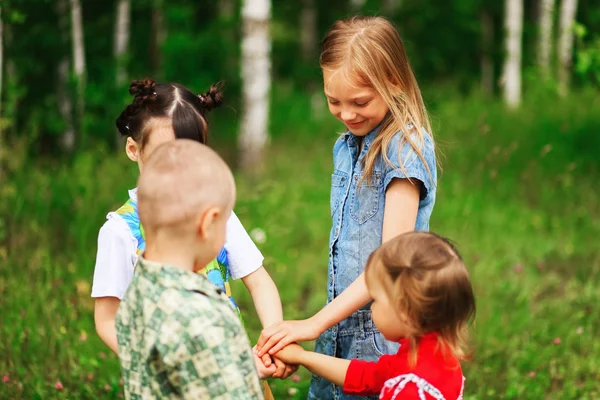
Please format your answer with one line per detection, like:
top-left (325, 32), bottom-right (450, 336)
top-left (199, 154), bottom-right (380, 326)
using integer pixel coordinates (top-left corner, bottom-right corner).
top-left (114, 198), bottom-right (240, 316)
top-left (115, 257), bottom-right (263, 400)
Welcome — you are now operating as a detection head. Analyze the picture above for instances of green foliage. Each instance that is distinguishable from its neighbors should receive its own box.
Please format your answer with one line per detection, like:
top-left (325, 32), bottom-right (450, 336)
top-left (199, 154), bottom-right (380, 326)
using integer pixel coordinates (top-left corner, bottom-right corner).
top-left (1, 89), bottom-right (599, 399)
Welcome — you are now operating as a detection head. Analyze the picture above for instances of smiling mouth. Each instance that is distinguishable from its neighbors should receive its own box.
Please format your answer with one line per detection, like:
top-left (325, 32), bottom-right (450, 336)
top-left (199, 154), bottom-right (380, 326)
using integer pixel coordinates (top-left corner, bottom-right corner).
top-left (346, 120), bottom-right (365, 126)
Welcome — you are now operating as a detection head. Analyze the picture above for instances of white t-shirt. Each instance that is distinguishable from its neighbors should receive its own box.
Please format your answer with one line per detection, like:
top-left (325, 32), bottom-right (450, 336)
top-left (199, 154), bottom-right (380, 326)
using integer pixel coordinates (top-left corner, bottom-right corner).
top-left (91, 189), bottom-right (264, 299)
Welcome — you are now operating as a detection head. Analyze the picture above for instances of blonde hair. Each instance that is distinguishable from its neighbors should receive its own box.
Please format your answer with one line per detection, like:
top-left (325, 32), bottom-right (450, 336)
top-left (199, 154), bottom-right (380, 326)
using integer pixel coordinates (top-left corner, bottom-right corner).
top-left (365, 232), bottom-right (476, 366)
top-left (320, 16), bottom-right (434, 186)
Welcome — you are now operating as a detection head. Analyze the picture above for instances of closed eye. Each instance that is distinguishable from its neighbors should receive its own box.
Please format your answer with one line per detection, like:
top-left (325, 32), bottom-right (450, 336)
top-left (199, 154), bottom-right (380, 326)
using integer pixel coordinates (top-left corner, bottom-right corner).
top-left (355, 100), bottom-right (371, 107)
top-left (328, 98), bottom-right (340, 105)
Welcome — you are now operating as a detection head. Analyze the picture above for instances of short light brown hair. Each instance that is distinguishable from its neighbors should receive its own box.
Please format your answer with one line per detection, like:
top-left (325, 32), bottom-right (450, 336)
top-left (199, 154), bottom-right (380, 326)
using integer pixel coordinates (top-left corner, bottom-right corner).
top-left (365, 232), bottom-right (476, 365)
top-left (137, 139), bottom-right (235, 233)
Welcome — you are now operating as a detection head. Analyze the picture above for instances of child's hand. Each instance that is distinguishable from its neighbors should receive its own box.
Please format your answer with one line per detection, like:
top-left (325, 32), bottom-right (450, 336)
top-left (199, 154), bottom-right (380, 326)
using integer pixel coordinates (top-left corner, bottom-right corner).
top-left (252, 346), bottom-right (277, 379)
top-left (273, 343), bottom-right (305, 365)
top-left (256, 319), bottom-right (321, 357)
top-left (271, 356), bottom-right (299, 380)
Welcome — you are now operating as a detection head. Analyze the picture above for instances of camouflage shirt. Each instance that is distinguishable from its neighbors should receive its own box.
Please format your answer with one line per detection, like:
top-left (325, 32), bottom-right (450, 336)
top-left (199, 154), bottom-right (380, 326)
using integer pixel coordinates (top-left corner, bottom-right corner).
top-left (116, 256), bottom-right (263, 400)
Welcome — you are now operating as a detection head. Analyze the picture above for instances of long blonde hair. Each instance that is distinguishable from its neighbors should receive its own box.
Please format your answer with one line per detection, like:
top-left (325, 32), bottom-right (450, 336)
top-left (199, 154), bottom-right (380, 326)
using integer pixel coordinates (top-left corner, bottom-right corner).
top-left (320, 16), bottom-right (434, 185)
top-left (365, 232), bottom-right (476, 366)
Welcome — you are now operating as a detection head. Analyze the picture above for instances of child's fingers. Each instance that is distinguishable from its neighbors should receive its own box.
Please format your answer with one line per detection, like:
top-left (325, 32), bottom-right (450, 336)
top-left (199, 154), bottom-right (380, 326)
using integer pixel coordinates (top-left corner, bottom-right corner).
top-left (261, 353), bottom-right (272, 367)
top-left (257, 324), bottom-right (280, 351)
top-left (272, 357), bottom-right (286, 379)
top-left (258, 330), bottom-right (286, 356)
top-left (267, 334), bottom-right (291, 355)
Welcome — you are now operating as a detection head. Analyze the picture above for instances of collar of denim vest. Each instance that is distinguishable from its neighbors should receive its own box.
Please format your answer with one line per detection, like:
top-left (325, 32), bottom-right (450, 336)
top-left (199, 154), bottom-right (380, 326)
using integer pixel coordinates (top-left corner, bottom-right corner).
top-left (341, 124), bottom-right (381, 151)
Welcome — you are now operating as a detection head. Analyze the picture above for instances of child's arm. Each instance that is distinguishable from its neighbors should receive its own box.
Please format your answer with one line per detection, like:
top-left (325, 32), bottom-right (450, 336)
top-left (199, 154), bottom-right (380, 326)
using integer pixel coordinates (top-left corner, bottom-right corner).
top-left (257, 179), bottom-right (420, 356)
top-left (241, 266), bottom-right (283, 328)
top-left (274, 344), bottom-right (350, 387)
top-left (94, 297), bottom-right (120, 354)
top-left (243, 266), bottom-right (298, 379)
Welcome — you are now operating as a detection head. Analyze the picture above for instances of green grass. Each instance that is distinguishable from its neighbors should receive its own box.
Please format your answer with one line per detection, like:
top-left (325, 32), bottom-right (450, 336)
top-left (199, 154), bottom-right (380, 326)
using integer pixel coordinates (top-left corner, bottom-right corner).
top-left (1, 88), bottom-right (599, 399)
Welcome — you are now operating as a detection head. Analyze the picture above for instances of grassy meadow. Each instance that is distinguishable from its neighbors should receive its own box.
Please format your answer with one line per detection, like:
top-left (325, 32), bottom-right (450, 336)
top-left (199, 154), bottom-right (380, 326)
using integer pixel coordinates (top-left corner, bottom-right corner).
top-left (1, 88), bottom-right (599, 399)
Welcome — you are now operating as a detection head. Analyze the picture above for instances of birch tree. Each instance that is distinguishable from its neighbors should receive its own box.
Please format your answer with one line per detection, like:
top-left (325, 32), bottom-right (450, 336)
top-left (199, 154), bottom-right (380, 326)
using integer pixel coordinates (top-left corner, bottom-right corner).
top-left (114, 0), bottom-right (130, 87)
top-left (239, 0), bottom-right (271, 169)
top-left (557, 0), bottom-right (578, 95)
top-left (150, 0), bottom-right (165, 78)
top-left (57, 0), bottom-right (75, 151)
top-left (350, 0), bottom-right (366, 12)
top-left (481, 10), bottom-right (494, 96)
top-left (381, 0), bottom-right (400, 16)
top-left (0, 6), bottom-right (3, 169)
top-left (537, 0), bottom-right (555, 78)
top-left (71, 0), bottom-right (86, 147)
top-left (502, 0), bottom-right (523, 108)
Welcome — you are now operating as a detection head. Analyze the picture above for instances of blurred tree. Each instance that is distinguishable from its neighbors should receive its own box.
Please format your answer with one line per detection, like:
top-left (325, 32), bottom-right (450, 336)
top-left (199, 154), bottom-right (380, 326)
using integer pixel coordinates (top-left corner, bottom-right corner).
top-left (537, 0), bottom-right (555, 78)
top-left (381, 0), bottom-right (400, 17)
top-left (113, 0), bottom-right (130, 87)
top-left (113, 0), bottom-right (130, 146)
top-left (503, 0), bottom-right (523, 107)
top-left (480, 8), bottom-right (495, 96)
top-left (56, 0), bottom-right (75, 152)
top-left (240, 0), bottom-right (271, 169)
top-left (70, 0), bottom-right (86, 147)
top-left (557, 0), bottom-right (578, 95)
top-left (150, 0), bottom-right (165, 79)
top-left (0, 5), bottom-right (3, 174)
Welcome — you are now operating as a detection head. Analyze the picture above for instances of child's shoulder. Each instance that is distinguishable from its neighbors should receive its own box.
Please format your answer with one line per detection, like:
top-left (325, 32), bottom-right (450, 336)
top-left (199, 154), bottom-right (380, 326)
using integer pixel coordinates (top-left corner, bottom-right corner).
top-left (385, 126), bottom-right (435, 161)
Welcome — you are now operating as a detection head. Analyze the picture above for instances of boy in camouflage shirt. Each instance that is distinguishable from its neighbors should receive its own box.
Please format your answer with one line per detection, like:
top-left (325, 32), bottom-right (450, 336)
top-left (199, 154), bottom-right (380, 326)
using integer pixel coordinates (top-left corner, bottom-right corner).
top-left (116, 139), bottom-right (263, 399)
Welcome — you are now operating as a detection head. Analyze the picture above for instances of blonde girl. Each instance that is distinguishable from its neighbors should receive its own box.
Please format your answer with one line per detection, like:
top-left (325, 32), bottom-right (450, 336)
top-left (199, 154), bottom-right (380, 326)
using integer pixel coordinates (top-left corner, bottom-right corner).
top-left (257, 16), bottom-right (437, 399)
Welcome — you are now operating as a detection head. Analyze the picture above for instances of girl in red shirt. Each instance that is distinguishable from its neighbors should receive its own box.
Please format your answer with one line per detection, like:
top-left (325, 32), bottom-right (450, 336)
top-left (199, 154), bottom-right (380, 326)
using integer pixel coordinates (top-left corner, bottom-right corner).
top-left (272, 231), bottom-right (476, 399)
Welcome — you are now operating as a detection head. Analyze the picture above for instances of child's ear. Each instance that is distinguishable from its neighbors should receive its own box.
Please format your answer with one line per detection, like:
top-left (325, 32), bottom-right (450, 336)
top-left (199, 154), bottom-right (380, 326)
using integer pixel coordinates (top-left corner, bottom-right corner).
top-left (196, 207), bottom-right (220, 239)
top-left (125, 137), bottom-right (141, 162)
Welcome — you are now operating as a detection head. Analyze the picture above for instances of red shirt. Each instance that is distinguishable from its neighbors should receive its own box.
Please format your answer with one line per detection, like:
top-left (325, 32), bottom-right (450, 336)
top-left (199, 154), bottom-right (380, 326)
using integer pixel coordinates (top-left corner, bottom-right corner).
top-left (343, 333), bottom-right (465, 400)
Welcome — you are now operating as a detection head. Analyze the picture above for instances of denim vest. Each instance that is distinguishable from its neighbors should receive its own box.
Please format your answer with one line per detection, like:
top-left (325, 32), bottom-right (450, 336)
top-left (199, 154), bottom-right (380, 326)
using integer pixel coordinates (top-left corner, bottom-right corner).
top-left (309, 126), bottom-right (436, 400)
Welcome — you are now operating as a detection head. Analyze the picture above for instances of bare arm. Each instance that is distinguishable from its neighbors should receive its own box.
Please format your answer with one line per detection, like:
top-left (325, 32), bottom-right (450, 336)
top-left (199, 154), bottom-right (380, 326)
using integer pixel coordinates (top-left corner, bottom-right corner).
top-left (94, 297), bottom-right (120, 354)
top-left (241, 266), bottom-right (283, 328)
top-left (275, 344), bottom-right (350, 387)
top-left (257, 179), bottom-right (420, 356)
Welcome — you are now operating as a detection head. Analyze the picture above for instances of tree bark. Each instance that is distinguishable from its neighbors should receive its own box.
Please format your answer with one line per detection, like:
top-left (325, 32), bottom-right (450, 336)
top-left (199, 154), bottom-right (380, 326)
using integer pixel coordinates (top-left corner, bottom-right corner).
top-left (0, 6), bottom-right (3, 172)
top-left (537, 0), bottom-right (555, 78)
top-left (239, 0), bottom-right (271, 170)
top-left (71, 0), bottom-right (86, 147)
top-left (114, 0), bottom-right (130, 87)
top-left (502, 0), bottom-right (523, 108)
top-left (381, 0), bottom-right (400, 16)
top-left (150, 0), bottom-right (165, 78)
top-left (56, 0), bottom-right (75, 151)
top-left (557, 0), bottom-right (578, 96)
top-left (481, 10), bottom-right (494, 96)
top-left (300, 0), bottom-right (317, 64)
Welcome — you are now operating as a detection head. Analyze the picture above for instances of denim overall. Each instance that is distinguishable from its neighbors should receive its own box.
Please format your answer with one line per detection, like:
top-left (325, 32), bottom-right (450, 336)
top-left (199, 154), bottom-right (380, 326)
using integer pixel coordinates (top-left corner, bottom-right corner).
top-left (308, 126), bottom-right (437, 400)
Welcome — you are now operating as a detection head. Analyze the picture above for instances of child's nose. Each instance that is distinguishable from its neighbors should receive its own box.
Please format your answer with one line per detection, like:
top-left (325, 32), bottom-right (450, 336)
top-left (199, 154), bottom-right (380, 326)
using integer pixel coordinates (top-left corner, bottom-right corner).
top-left (341, 108), bottom-right (357, 121)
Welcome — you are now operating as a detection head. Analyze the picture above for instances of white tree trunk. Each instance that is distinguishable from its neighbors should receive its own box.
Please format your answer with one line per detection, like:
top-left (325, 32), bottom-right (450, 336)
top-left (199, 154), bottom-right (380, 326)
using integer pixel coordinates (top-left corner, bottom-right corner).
top-left (481, 10), bottom-right (494, 96)
top-left (300, 0), bottom-right (317, 64)
top-left (0, 6), bottom-right (3, 122)
top-left (381, 0), bottom-right (400, 16)
top-left (0, 6), bottom-right (3, 167)
top-left (150, 0), bottom-right (165, 77)
top-left (350, 0), bottom-right (366, 11)
top-left (240, 0), bottom-right (271, 169)
top-left (502, 0), bottom-right (523, 108)
top-left (537, 0), bottom-right (555, 77)
top-left (557, 0), bottom-right (578, 96)
top-left (71, 0), bottom-right (86, 146)
top-left (56, 0), bottom-right (75, 151)
top-left (114, 0), bottom-right (130, 87)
